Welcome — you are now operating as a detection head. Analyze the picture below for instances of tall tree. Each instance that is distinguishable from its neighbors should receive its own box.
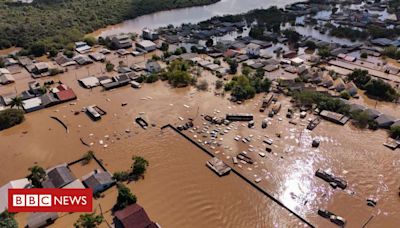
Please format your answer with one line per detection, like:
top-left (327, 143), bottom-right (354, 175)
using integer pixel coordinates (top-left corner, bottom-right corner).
top-left (115, 183), bottom-right (137, 210)
top-left (131, 156), bottom-right (149, 177)
top-left (28, 165), bottom-right (46, 188)
top-left (10, 96), bottom-right (24, 109)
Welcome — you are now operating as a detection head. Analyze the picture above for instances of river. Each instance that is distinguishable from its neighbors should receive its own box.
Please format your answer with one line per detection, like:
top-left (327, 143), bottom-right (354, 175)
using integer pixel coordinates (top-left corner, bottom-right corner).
top-left (94, 0), bottom-right (300, 37)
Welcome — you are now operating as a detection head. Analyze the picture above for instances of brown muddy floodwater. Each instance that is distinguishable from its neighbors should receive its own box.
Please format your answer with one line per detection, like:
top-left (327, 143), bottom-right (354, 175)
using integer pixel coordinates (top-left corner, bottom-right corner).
top-left (1, 52), bottom-right (400, 228)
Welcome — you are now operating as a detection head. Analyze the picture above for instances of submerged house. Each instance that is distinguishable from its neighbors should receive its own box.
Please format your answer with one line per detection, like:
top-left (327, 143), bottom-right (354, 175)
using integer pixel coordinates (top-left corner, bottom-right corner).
top-left (82, 170), bottom-right (115, 194)
top-left (145, 61), bottom-right (161, 73)
top-left (246, 43), bottom-right (261, 57)
top-left (375, 114), bottom-right (396, 128)
top-left (0, 68), bottom-right (15, 85)
top-left (42, 164), bottom-right (76, 188)
top-left (26, 212), bottom-right (58, 228)
top-left (114, 204), bottom-right (159, 228)
top-left (111, 35), bottom-right (132, 49)
top-left (136, 40), bottom-right (157, 52)
top-left (0, 178), bottom-right (30, 213)
top-left (320, 110), bottom-right (350, 125)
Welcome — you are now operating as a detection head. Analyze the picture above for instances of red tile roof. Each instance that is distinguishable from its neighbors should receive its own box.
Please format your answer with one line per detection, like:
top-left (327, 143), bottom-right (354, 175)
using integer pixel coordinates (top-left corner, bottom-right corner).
top-left (56, 88), bottom-right (76, 101)
top-left (114, 204), bottom-right (157, 228)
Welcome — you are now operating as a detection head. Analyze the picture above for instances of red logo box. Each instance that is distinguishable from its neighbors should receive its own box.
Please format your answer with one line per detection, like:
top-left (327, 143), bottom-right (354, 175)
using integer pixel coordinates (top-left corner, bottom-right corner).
top-left (8, 188), bottom-right (93, 212)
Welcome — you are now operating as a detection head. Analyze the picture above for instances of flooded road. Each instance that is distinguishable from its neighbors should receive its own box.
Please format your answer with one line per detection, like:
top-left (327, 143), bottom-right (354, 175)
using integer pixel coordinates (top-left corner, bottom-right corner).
top-left (1, 51), bottom-right (400, 227)
top-left (93, 0), bottom-right (299, 37)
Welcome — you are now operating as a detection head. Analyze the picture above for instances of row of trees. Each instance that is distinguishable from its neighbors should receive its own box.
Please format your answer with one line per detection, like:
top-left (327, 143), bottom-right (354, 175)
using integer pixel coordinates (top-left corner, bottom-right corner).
top-left (292, 90), bottom-right (350, 115)
top-left (224, 75), bottom-right (271, 101)
top-left (348, 69), bottom-right (399, 101)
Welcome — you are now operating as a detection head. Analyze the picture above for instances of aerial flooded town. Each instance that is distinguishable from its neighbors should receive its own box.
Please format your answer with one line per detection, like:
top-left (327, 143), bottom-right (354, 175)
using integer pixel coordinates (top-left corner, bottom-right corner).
top-left (1, 0), bottom-right (400, 227)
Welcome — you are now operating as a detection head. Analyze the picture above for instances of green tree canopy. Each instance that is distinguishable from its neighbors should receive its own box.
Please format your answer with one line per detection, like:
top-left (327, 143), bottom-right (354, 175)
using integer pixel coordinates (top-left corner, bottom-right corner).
top-left (74, 213), bottom-right (103, 228)
top-left (115, 183), bottom-right (137, 210)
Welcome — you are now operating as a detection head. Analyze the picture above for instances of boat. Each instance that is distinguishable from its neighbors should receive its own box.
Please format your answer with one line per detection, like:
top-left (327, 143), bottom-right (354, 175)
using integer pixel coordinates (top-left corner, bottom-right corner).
top-left (307, 117), bottom-right (321, 130)
top-left (206, 157), bottom-right (231, 176)
top-left (135, 117), bottom-right (149, 129)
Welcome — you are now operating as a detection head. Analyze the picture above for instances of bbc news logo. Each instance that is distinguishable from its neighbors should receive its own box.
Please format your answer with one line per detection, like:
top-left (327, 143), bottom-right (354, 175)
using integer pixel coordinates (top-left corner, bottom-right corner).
top-left (8, 189), bottom-right (92, 212)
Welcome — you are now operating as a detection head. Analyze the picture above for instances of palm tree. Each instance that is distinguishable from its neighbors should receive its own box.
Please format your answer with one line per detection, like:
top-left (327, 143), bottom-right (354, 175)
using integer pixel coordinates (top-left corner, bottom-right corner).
top-left (10, 96), bottom-right (24, 109)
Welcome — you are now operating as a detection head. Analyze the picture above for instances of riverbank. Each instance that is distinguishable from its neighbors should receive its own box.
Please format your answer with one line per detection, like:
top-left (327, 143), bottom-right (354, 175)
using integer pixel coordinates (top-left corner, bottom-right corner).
top-left (0, 0), bottom-right (220, 53)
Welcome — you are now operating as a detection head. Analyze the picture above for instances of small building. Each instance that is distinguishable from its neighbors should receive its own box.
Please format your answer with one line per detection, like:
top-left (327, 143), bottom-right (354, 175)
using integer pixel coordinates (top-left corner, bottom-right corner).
top-left (42, 164), bottom-right (76, 188)
top-left (375, 114), bottom-right (396, 128)
top-left (22, 97), bottom-right (43, 113)
top-left (136, 40), bottom-right (157, 52)
top-left (62, 179), bottom-right (86, 189)
top-left (0, 178), bottom-right (30, 213)
top-left (73, 55), bottom-right (93, 65)
top-left (264, 64), bottom-right (279, 72)
top-left (78, 76), bottom-right (100, 88)
top-left (142, 28), bottom-right (159, 41)
top-left (114, 204), bottom-right (159, 228)
top-left (290, 57), bottom-right (304, 66)
top-left (371, 38), bottom-right (394, 47)
top-left (40, 93), bottom-right (60, 108)
top-left (89, 52), bottom-right (106, 62)
top-left (246, 43), bottom-right (261, 57)
top-left (364, 108), bottom-right (381, 120)
top-left (333, 78), bottom-right (346, 92)
top-left (345, 82), bottom-right (358, 97)
top-left (54, 85), bottom-right (77, 102)
top-left (111, 35), bottom-right (132, 49)
top-left (33, 62), bottom-right (49, 74)
top-left (320, 110), bottom-right (350, 125)
top-left (75, 41), bottom-right (92, 54)
top-left (54, 54), bottom-right (76, 67)
top-left (26, 212), bottom-right (58, 228)
top-left (1, 93), bottom-right (17, 106)
top-left (349, 103), bottom-right (365, 113)
top-left (0, 70), bottom-right (15, 85)
top-left (145, 61), bottom-right (161, 73)
top-left (82, 170), bottom-right (115, 194)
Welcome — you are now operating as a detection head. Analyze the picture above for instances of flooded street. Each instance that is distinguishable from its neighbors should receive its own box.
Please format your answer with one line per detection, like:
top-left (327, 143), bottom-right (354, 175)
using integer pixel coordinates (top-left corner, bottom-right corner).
top-left (1, 51), bottom-right (400, 227)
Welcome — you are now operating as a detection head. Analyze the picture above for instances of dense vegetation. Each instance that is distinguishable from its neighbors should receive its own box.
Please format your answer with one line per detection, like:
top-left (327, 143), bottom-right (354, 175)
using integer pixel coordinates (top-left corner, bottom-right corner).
top-left (0, 109), bottom-right (25, 131)
top-left (347, 69), bottom-right (398, 101)
top-left (113, 155), bottom-right (149, 182)
top-left (27, 165), bottom-right (46, 188)
top-left (224, 75), bottom-right (271, 101)
top-left (0, 210), bottom-right (17, 228)
top-left (0, 0), bottom-right (219, 53)
top-left (293, 90), bottom-right (350, 114)
top-left (115, 183), bottom-right (137, 210)
top-left (160, 60), bottom-right (196, 87)
top-left (74, 213), bottom-right (103, 228)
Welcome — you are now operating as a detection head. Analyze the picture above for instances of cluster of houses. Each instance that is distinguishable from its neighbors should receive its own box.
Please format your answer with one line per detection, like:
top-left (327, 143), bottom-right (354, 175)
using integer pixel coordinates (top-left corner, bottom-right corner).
top-left (0, 82), bottom-right (77, 113)
top-left (0, 160), bottom-right (160, 228)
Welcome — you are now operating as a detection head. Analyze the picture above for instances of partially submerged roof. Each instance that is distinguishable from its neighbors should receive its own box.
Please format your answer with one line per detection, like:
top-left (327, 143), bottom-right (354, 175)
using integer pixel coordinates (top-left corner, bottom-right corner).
top-left (0, 178), bottom-right (30, 213)
top-left (114, 204), bottom-right (157, 228)
top-left (27, 212), bottom-right (58, 228)
top-left (42, 164), bottom-right (76, 188)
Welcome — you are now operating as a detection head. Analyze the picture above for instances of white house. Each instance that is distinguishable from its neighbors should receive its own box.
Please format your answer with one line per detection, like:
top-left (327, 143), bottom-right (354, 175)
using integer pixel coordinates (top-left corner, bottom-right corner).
top-left (246, 43), bottom-right (261, 56)
top-left (0, 178), bottom-right (30, 213)
top-left (136, 40), bottom-right (157, 52)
